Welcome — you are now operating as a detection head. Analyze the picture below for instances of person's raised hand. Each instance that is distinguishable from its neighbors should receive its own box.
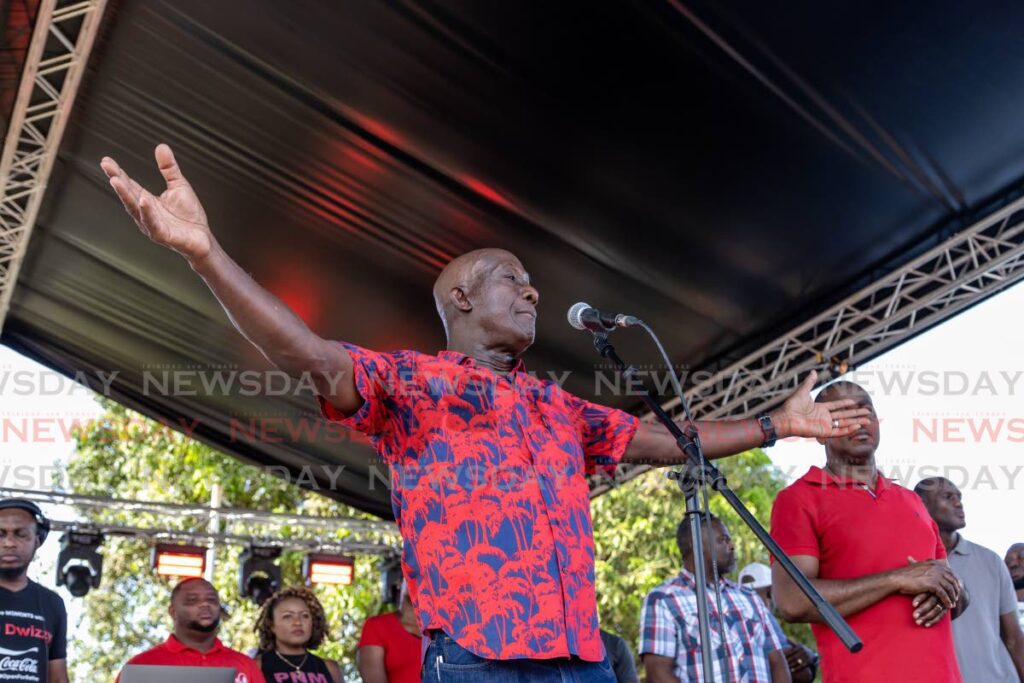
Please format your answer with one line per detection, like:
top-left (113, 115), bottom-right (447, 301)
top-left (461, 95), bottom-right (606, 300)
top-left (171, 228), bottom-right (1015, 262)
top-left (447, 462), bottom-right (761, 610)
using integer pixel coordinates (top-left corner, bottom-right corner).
top-left (100, 144), bottom-right (214, 266)
top-left (776, 371), bottom-right (870, 438)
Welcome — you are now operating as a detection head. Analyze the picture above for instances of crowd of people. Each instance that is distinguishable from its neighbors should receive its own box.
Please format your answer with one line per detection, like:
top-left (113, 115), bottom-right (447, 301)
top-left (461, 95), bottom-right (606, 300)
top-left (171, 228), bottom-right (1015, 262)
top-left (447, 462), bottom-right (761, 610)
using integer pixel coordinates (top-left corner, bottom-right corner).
top-left (0, 145), bottom-right (1015, 683)
top-left (4, 455), bottom-right (1024, 683)
top-left (634, 380), bottom-right (1024, 683)
top-left (0, 497), bottom-right (423, 683)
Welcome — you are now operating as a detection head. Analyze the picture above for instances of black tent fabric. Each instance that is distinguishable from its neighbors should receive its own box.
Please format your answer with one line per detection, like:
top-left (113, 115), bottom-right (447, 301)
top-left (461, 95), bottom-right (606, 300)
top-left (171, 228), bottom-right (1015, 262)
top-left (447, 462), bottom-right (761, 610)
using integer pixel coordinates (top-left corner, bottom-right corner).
top-left (5, 0), bottom-right (1024, 519)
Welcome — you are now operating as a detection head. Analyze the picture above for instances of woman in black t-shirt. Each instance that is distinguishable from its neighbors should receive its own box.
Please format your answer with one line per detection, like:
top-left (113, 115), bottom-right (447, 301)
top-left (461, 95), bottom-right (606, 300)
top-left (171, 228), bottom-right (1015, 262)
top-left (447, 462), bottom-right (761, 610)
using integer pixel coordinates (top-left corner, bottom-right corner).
top-left (254, 587), bottom-right (343, 683)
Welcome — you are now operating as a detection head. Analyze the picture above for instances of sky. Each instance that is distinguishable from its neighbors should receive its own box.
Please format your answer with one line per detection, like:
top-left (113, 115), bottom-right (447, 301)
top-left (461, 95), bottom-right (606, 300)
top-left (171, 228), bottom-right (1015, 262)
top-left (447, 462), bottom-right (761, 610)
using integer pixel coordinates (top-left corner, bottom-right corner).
top-left (1, 279), bottom-right (1021, 636)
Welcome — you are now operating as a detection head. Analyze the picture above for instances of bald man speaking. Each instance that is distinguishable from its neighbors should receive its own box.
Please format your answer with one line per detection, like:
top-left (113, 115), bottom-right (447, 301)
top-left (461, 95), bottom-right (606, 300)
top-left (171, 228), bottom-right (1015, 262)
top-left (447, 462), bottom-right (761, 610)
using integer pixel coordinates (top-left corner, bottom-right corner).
top-left (102, 146), bottom-right (866, 682)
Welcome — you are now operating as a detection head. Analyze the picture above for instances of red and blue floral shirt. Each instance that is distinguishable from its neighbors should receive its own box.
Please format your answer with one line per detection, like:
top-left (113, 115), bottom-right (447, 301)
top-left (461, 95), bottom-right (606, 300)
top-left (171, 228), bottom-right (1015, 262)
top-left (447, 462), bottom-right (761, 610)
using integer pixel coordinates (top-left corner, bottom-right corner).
top-left (319, 344), bottom-right (639, 661)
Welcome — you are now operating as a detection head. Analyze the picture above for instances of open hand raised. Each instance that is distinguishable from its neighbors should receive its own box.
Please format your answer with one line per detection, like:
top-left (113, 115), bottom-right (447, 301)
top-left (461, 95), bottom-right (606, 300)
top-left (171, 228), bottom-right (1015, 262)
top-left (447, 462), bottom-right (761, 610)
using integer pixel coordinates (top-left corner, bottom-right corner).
top-left (100, 144), bottom-right (213, 265)
top-left (777, 371), bottom-right (871, 438)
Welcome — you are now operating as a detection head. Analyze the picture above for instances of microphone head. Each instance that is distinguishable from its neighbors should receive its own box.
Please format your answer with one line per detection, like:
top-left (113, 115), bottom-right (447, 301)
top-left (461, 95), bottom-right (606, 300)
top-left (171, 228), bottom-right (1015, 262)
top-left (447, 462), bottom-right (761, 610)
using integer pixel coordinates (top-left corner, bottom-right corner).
top-left (567, 302), bottom-right (591, 331)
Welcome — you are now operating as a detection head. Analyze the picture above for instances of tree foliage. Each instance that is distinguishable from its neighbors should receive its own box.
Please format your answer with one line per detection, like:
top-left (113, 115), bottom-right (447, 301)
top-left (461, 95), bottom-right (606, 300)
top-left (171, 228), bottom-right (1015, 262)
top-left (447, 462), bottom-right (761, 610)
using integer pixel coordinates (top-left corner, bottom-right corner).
top-left (63, 399), bottom-right (390, 681)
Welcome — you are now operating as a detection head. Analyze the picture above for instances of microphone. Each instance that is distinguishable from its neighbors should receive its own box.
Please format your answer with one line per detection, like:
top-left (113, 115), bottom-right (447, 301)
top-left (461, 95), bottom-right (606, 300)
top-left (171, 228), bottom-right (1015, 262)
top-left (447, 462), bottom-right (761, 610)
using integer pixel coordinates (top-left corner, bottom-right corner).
top-left (566, 302), bottom-right (641, 333)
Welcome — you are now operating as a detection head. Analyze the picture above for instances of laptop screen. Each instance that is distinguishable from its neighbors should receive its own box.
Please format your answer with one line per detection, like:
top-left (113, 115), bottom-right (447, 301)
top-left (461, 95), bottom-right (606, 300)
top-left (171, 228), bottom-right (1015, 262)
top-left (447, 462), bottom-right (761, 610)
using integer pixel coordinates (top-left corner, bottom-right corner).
top-left (120, 664), bottom-right (238, 683)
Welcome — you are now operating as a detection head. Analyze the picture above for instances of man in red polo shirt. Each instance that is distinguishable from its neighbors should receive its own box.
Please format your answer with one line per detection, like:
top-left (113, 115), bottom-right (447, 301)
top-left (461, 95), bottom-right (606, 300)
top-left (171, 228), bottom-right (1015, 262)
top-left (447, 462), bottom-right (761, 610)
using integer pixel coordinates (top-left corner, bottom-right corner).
top-left (118, 578), bottom-right (266, 683)
top-left (101, 146), bottom-right (868, 681)
top-left (770, 381), bottom-right (966, 683)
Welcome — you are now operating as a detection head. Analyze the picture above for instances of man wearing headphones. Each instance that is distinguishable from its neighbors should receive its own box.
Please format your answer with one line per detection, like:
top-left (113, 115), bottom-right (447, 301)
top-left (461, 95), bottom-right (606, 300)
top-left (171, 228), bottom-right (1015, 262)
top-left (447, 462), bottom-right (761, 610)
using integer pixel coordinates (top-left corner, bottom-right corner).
top-left (0, 498), bottom-right (69, 683)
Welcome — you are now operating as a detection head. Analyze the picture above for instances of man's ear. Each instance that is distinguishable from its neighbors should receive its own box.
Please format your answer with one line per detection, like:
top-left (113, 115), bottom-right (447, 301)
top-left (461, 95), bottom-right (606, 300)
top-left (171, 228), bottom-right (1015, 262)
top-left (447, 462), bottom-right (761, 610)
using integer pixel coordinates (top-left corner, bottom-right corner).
top-left (449, 286), bottom-right (472, 313)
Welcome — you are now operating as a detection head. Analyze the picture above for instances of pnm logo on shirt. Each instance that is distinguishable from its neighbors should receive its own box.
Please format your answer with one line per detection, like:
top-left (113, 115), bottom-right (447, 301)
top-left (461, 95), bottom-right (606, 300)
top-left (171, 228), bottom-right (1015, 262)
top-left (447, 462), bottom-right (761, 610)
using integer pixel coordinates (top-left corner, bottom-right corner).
top-left (0, 645), bottom-right (40, 675)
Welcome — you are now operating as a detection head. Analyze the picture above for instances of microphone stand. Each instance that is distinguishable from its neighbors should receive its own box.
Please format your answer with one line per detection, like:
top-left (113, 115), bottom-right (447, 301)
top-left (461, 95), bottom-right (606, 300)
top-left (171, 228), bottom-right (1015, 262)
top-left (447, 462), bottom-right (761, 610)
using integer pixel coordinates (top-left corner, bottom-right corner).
top-left (588, 331), bottom-right (862, 681)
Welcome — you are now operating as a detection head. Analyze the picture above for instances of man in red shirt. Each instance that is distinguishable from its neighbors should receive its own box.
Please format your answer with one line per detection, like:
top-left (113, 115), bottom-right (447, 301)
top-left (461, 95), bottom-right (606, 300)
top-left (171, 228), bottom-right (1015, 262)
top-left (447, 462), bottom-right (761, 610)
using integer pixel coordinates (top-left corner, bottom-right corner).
top-left (770, 381), bottom-right (966, 683)
top-left (118, 578), bottom-right (266, 683)
top-left (101, 147), bottom-right (867, 681)
top-left (357, 584), bottom-right (422, 683)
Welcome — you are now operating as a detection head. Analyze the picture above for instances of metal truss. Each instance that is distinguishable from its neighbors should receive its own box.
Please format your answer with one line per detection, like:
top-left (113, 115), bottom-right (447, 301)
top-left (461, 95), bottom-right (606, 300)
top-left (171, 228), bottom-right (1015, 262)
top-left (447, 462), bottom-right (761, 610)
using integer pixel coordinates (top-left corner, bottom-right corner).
top-left (0, 0), bottom-right (107, 330)
top-left (46, 519), bottom-right (397, 556)
top-left (1, 487), bottom-right (401, 555)
top-left (594, 191), bottom-right (1024, 495)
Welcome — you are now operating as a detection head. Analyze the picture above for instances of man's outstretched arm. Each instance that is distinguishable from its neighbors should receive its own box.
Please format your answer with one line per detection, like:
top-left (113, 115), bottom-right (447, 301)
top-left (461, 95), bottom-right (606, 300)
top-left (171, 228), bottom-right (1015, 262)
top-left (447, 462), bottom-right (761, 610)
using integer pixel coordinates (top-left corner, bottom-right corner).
top-left (622, 371), bottom-right (870, 463)
top-left (101, 145), bottom-right (360, 414)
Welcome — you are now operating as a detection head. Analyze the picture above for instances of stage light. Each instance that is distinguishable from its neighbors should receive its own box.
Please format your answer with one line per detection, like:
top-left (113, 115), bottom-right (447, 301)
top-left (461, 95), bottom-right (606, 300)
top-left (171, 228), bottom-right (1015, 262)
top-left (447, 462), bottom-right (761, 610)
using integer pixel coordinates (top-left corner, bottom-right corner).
top-left (153, 543), bottom-right (207, 578)
top-left (56, 530), bottom-right (103, 598)
top-left (238, 546), bottom-right (282, 606)
top-left (304, 553), bottom-right (354, 586)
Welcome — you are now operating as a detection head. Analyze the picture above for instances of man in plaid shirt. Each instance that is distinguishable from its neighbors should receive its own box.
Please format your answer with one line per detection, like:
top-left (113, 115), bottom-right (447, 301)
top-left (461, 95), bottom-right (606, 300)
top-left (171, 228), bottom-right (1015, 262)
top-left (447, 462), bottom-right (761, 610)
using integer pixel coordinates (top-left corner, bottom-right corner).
top-left (640, 514), bottom-right (791, 682)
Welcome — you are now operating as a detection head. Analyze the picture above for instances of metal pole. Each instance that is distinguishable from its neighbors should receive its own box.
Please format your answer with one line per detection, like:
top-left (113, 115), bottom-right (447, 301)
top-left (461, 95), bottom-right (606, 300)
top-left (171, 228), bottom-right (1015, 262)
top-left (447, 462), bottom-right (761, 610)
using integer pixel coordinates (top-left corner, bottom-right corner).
top-left (205, 481), bottom-right (222, 582)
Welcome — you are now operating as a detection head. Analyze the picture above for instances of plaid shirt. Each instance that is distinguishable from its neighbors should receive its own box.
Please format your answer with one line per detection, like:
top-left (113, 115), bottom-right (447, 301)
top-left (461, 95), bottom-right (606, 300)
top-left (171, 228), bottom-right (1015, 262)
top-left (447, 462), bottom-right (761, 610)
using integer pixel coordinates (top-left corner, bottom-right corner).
top-left (639, 569), bottom-right (786, 682)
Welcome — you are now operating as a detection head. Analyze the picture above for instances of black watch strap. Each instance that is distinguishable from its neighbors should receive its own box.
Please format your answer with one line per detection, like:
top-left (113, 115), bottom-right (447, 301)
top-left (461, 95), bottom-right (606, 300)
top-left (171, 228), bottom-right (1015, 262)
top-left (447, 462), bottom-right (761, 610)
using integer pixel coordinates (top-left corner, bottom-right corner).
top-left (757, 413), bottom-right (778, 448)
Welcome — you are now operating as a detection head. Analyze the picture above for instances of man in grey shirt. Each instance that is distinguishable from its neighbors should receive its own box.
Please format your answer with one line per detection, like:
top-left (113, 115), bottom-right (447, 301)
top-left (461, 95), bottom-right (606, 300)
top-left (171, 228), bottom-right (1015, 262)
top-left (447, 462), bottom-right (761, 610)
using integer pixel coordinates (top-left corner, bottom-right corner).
top-left (916, 477), bottom-right (1024, 682)
top-left (1007, 544), bottom-right (1024, 632)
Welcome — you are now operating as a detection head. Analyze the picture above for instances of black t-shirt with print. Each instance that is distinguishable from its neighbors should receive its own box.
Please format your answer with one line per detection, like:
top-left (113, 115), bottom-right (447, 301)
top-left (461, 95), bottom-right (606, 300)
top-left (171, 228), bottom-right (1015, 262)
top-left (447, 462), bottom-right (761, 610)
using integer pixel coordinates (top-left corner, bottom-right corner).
top-left (0, 580), bottom-right (67, 683)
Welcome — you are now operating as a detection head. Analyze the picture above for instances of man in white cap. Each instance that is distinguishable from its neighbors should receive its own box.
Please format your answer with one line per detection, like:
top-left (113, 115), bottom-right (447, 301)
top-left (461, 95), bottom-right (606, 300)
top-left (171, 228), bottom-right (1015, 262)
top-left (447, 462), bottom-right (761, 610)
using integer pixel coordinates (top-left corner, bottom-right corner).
top-left (739, 562), bottom-right (818, 683)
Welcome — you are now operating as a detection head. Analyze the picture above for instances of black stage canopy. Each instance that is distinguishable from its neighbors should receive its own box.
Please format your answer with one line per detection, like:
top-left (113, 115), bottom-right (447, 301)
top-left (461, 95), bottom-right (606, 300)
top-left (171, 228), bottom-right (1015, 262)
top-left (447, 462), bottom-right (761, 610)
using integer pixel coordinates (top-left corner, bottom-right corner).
top-left (5, 0), bottom-right (1024, 518)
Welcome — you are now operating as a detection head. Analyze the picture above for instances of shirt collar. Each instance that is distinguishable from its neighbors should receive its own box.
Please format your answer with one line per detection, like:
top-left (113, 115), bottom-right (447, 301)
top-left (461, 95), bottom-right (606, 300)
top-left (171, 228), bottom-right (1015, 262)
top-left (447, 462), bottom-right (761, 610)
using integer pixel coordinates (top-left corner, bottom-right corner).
top-left (437, 349), bottom-right (527, 374)
top-left (677, 566), bottom-right (738, 589)
top-left (950, 535), bottom-right (972, 556)
top-left (165, 634), bottom-right (224, 655)
top-left (800, 465), bottom-right (893, 493)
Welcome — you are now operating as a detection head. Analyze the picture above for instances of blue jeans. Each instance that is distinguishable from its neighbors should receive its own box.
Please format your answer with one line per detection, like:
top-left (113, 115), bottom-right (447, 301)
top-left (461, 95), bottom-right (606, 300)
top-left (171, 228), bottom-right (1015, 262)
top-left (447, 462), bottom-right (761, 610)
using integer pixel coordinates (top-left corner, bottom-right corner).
top-left (422, 632), bottom-right (616, 683)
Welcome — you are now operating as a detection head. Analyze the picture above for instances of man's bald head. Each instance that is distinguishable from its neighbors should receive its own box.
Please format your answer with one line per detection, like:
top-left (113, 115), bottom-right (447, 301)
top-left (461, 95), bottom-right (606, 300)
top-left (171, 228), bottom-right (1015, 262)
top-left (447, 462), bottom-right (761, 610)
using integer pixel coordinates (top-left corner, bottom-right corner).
top-left (432, 248), bottom-right (526, 338)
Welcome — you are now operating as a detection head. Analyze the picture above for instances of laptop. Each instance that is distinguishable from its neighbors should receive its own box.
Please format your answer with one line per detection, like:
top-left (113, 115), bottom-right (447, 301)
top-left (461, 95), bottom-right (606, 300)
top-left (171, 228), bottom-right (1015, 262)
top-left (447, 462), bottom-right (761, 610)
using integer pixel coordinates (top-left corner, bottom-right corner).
top-left (120, 665), bottom-right (237, 682)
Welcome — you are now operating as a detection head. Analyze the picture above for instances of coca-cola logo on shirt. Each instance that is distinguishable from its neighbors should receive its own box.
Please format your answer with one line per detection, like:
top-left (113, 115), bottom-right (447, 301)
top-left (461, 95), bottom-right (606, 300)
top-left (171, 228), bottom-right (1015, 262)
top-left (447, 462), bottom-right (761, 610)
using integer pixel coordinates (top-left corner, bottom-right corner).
top-left (0, 645), bottom-right (40, 675)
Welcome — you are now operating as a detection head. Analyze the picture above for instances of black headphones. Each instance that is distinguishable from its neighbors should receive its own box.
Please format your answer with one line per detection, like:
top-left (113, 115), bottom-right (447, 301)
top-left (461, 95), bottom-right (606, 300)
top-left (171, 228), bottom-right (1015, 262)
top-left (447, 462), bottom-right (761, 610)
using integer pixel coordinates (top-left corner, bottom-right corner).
top-left (0, 498), bottom-right (50, 544)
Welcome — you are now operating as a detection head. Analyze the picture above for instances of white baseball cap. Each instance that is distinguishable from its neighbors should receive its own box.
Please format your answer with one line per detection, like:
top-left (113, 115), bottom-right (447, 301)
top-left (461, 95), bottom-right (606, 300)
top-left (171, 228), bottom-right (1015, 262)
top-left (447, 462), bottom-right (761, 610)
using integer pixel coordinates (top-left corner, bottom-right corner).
top-left (738, 562), bottom-right (772, 589)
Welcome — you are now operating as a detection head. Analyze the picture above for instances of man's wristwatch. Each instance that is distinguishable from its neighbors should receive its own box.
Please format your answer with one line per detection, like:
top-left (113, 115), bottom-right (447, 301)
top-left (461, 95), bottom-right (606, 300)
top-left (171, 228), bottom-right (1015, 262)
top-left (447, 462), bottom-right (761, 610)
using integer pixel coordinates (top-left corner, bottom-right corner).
top-left (757, 413), bottom-right (778, 448)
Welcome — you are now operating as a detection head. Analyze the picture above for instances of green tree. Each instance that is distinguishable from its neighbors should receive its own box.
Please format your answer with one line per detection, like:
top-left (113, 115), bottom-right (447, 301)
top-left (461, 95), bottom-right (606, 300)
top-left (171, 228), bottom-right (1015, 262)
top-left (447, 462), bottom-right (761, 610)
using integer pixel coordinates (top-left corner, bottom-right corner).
top-left (592, 450), bottom-right (816, 675)
top-left (63, 399), bottom-right (393, 681)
